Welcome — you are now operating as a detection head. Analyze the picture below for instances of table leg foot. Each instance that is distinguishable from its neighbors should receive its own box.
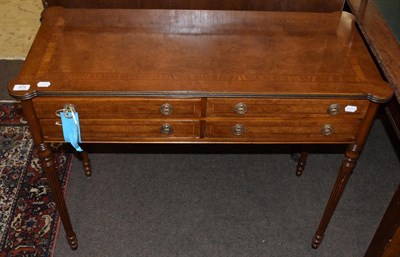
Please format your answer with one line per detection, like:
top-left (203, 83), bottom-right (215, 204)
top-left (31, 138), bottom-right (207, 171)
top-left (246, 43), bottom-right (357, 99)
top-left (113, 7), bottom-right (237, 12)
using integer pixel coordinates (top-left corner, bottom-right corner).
top-left (311, 233), bottom-right (324, 249)
top-left (66, 232), bottom-right (78, 250)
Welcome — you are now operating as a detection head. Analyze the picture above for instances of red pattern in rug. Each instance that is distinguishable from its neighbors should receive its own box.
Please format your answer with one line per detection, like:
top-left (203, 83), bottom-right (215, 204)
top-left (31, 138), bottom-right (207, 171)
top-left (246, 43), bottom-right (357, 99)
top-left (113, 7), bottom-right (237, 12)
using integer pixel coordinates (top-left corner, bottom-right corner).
top-left (0, 103), bottom-right (73, 257)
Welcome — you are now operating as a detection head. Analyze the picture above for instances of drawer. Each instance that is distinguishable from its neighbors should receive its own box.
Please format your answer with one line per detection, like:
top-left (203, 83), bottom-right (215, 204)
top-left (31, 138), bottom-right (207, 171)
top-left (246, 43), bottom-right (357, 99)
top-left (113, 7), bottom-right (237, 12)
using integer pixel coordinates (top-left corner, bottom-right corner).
top-left (33, 97), bottom-right (202, 119)
top-left (206, 98), bottom-right (368, 118)
top-left (205, 118), bottom-right (362, 143)
top-left (40, 119), bottom-right (201, 142)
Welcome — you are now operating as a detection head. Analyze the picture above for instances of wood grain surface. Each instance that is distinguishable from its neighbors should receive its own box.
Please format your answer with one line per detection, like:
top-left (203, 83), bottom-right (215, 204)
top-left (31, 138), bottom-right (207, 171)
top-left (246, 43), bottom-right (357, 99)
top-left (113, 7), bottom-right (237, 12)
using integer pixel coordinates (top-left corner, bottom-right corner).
top-left (43, 0), bottom-right (344, 12)
top-left (9, 8), bottom-right (392, 103)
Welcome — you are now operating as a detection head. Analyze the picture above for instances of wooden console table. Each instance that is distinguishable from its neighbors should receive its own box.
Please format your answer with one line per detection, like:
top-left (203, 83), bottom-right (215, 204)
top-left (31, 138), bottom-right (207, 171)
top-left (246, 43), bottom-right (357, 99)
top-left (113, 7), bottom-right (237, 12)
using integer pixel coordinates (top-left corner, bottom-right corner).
top-left (9, 7), bottom-right (393, 250)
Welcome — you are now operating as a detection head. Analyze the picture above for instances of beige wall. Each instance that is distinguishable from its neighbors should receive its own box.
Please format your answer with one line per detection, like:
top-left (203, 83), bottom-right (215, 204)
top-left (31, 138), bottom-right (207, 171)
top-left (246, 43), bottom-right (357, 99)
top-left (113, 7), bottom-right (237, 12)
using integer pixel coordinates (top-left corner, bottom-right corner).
top-left (0, 0), bottom-right (42, 59)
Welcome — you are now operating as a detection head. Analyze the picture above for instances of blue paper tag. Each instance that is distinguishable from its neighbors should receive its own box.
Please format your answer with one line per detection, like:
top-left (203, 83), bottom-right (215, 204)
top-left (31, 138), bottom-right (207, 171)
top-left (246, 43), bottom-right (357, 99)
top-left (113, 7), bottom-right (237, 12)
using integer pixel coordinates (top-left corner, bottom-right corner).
top-left (60, 111), bottom-right (83, 152)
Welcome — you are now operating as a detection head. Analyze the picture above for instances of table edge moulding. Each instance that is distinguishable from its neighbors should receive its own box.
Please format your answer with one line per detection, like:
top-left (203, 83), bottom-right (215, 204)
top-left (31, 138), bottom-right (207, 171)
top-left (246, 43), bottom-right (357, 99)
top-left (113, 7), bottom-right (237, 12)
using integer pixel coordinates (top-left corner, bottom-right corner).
top-left (8, 7), bottom-right (393, 251)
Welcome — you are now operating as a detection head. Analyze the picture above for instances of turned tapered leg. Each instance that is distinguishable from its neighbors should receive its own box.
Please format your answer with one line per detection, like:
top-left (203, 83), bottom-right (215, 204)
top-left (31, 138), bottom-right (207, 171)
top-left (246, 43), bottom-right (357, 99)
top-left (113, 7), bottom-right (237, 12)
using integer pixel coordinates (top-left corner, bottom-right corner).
top-left (80, 151), bottom-right (92, 177)
top-left (21, 100), bottom-right (78, 250)
top-left (38, 143), bottom-right (78, 249)
top-left (311, 102), bottom-right (379, 248)
top-left (312, 144), bottom-right (360, 248)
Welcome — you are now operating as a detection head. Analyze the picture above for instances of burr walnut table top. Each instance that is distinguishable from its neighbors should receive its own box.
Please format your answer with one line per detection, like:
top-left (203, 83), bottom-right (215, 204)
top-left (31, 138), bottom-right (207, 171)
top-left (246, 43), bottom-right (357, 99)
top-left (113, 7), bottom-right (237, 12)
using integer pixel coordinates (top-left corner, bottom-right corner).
top-left (10, 7), bottom-right (392, 102)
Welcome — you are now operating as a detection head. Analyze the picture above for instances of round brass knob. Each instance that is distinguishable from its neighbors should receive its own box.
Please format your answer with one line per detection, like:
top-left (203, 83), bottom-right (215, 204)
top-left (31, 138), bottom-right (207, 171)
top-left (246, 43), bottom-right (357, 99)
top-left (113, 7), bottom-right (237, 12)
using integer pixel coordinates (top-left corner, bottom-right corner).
top-left (234, 103), bottom-right (248, 115)
top-left (321, 124), bottom-right (334, 136)
top-left (232, 124), bottom-right (245, 136)
top-left (160, 123), bottom-right (174, 135)
top-left (327, 104), bottom-right (340, 116)
top-left (160, 103), bottom-right (174, 116)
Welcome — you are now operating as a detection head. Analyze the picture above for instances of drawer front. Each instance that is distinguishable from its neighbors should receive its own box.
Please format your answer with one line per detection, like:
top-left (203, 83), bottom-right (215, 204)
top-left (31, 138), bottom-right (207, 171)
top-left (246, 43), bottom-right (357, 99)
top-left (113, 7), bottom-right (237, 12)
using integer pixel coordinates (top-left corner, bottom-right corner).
top-left (205, 118), bottom-right (362, 143)
top-left (207, 98), bottom-right (368, 118)
top-left (34, 96), bottom-right (368, 143)
top-left (40, 119), bottom-right (201, 142)
top-left (33, 97), bottom-right (202, 119)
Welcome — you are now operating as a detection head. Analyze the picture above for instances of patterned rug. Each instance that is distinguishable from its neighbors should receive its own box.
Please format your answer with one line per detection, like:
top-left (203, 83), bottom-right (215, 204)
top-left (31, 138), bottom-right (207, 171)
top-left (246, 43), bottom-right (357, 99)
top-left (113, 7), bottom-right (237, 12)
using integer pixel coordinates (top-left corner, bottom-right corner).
top-left (0, 102), bottom-right (73, 256)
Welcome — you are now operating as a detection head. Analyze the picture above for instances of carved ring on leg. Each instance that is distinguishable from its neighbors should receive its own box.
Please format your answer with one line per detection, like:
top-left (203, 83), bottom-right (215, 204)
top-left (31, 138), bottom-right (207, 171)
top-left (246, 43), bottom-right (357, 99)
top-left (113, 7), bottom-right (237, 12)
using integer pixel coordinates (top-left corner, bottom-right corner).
top-left (311, 233), bottom-right (324, 249)
top-left (296, 151), bottom-right (308, 177)
top-left (81, 151), bottom-right (92, 177)
top-left (66, 232), bottom-right (78, 250)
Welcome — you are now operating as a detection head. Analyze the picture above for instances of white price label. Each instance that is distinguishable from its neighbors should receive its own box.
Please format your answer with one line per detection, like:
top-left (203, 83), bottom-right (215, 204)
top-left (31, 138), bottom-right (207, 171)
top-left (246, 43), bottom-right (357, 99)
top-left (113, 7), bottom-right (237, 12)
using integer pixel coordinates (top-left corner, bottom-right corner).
top-left (13, 84), bottom-right (30, 91)
top-left (345, 105), bottom-right (358, 113)
top-left (37, 81), bottom-right (51, 87)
